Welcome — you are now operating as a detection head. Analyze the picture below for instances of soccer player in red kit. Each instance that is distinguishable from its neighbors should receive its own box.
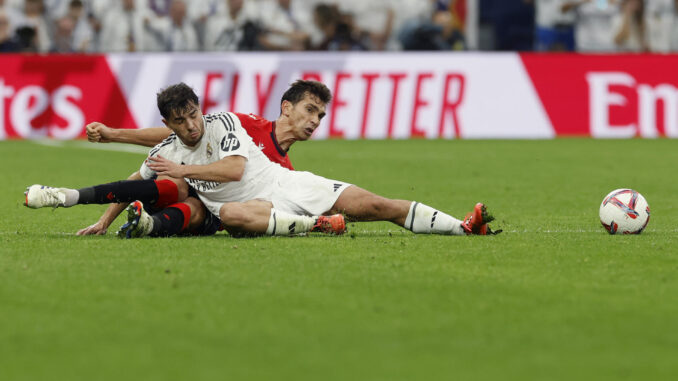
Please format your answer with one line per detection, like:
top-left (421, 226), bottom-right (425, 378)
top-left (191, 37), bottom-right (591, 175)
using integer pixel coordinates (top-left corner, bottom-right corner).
top-left (232, 112), bottom-right (294, 170)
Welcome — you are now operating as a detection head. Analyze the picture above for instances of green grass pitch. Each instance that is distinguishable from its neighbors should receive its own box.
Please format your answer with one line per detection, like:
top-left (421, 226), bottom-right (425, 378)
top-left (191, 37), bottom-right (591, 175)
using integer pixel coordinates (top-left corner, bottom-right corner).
top-left (1, 138), bottom-right (677, 381)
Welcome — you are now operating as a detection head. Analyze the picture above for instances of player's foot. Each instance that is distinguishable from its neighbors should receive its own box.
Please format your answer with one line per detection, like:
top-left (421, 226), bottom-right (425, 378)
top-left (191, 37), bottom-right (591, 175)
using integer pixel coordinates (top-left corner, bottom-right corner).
top-left (24, 185), bottom-right (66, 209)
top-left (117, 201), bottom-right (154, 239)
top-left (311, 214), bottom-right (347, 235)
top-left (461, 203), bottom-right (500, 235)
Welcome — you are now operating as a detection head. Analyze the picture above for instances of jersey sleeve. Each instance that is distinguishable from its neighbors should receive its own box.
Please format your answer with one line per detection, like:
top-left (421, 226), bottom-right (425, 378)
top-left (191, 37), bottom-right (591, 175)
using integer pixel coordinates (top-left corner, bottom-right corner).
top-left (236, 112), bottom-right (268, 133)
top-left (212, 112), bottom-right (251, 160)
top-left (138, 133), bottom-right (177, 179)
top-left (139, 158), bottom-right (155, 180)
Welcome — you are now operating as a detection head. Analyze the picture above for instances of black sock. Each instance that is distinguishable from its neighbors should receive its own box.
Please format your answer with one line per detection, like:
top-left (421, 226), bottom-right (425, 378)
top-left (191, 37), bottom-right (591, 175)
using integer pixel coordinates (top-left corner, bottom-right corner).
top-left (149, 207), bottom-right (186, 237)
top-left (77, 180), bottom-right (159, 205)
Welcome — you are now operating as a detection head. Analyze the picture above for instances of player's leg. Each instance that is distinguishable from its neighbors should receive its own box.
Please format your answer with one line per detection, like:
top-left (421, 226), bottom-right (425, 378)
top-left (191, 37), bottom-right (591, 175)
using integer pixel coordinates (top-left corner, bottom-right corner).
top-left (328, 185), bottom-right (411, 224)
top-left (24, 176), bottom-right (187, 209)
top-left (219, 200), bottom-right (272, 236)
top-left (219, 200), bottom-right (345, 237)
top-left (117, 196), bottom-right (206, 238)
top-left (329, 185), bottom-right (493, 235)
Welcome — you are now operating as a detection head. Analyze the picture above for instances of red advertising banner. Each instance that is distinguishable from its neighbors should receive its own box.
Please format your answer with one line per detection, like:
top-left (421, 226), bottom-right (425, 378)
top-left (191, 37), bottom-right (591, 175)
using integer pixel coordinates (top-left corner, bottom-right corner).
top-left (521, 54), bottom-right (678, 138)
top-left (0, 54), bottom-right (136, 140)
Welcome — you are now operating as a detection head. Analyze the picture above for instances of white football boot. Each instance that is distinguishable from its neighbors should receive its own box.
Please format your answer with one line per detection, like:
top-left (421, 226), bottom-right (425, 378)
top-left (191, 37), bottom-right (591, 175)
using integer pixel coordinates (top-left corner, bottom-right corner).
top-left (117, 201), bottom-right (154, 239)
top-left (24, 185), bottom-right (67, 209)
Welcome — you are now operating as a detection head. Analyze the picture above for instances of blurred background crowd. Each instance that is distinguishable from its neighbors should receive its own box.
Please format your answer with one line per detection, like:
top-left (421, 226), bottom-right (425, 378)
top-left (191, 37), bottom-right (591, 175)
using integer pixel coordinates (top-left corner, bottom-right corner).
top-left (0, 0), bottom-right (677, 54)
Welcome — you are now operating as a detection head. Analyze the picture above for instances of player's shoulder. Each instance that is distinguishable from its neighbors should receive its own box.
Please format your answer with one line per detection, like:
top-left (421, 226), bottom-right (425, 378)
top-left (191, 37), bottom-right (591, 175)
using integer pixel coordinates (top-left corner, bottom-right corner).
top-left (235, 112), bottom-right (272, 132)
top-left (204, 111), bottom-right (242, 131)
top-left (148, 132), bottom-right (177, 157)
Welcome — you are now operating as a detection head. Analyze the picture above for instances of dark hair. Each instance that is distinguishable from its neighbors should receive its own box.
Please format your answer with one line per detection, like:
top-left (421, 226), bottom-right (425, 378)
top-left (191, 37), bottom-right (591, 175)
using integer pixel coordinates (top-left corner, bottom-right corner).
top-left (314, 4), bottom-right (339, 26)
top-left (280, 80), bottom-right (332, 110)
top-left (156, 82), bottom-right (200, 119)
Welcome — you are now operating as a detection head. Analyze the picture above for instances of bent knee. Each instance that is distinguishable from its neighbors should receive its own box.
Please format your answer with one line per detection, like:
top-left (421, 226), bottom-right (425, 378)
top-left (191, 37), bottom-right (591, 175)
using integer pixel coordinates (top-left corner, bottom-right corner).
top-left (158, 176), bottom-right (190, 201)
top-left (183, 198), bottom-right (205, 226)
top-left (219, 203), bottom-right (249, 227)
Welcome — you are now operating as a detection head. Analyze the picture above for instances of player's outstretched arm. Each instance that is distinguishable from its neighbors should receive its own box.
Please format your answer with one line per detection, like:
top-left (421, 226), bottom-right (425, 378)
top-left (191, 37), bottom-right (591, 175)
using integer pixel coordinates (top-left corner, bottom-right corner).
top-left (76, 171), bottom-right (142, 235)
top-left (76, 202), bottom-right (130, 235)
top-left (86, 122), bottom-right (172, 147)
top-left (147, 155), bottom-right (246, 183)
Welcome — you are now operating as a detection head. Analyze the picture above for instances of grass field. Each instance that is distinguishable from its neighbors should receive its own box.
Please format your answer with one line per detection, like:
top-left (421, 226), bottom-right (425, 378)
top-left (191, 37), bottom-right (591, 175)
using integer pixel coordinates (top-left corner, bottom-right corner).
top-left (1, 138), bottom-right (677, 381)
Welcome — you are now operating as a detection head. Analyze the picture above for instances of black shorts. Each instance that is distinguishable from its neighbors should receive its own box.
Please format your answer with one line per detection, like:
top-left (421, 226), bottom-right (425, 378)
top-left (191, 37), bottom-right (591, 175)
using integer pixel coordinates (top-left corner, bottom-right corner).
top-left (142, 186), bottom-right (222, 237)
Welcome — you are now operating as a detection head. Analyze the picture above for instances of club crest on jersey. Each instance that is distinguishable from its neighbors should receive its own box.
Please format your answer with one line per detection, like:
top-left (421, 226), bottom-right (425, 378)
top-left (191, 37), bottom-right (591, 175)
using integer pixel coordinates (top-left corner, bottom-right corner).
top-left (220, 133), bottom-right (240, 152)
top-left (206, 142), bottom-right (213, 157)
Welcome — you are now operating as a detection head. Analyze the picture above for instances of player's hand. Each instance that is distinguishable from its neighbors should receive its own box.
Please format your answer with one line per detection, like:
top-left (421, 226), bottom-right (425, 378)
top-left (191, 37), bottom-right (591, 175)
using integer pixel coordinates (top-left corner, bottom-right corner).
top-left (86, 122), bottom-right (114, 143)
top-left (77, 221), bottom-right (108, 236)
top-left (147, 155), bottom-right (185, 178)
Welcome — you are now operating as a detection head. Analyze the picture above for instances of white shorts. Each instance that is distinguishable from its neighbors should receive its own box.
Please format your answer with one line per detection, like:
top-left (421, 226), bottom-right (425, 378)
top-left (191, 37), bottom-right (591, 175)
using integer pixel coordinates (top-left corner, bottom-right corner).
top-left (199, 170), bottom-right (351, 217)
top-left (270, 170), bottom-right (351, 216)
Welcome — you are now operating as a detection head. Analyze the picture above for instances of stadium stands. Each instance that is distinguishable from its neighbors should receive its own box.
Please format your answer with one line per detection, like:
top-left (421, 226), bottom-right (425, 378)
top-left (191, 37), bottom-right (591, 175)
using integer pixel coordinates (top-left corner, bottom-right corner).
top-left (0, 0), bottom-right (676, 53)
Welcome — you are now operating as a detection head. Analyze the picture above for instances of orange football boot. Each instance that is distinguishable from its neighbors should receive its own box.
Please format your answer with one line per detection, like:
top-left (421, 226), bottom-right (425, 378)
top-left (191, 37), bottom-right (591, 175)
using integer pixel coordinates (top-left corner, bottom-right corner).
top-left (461, 203), bottom-right (500, 235)
top-left (311, 214), bottom-right (347, 235)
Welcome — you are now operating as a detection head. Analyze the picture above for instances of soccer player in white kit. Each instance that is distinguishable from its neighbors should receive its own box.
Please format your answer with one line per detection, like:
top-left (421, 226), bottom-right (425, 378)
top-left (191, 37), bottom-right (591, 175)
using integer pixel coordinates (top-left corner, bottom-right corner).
top-left (138, 106), bottom-right (352, 236)
top-left (25, 83), bottom-right (498, 237)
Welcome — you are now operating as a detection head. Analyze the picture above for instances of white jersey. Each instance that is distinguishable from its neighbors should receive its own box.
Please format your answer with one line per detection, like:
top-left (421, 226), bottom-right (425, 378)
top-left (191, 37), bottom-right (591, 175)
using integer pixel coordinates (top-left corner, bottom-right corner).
top-left (535, 0), bottom-right (575, 28)
top-left (140, 111), bottom-right (289, 205)
top-left (574, 2), bottom-right (620, 52)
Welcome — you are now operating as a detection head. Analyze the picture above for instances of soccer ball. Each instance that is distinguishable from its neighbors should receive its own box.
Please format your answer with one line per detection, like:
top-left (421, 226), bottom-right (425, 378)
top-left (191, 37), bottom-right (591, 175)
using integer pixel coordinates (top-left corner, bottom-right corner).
top-left (599, 189), bottom-right (650, 235)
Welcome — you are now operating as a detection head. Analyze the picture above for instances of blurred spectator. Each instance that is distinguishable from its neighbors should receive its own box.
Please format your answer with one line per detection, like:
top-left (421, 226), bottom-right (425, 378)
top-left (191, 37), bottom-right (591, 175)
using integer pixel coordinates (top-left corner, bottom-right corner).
top-left (311, 3), bottom-right (336, 49)
top-left (530, 0), bottom-right (576, 51)
top-left (99, 0), bottom-right (152, 52)
top-left (44, 0), bottom-right (70, 18)
top-left (564, 0), bottom-right (621, 52)
top-left (188, 0), bottom-right (222, 22)
top-left (613, 0), bottom-right (647, 51)
top-left (15, 25), bottom-right (39, 51)
top-left (50, 15), bottom-right (75, 52)
top-left (645, 0), bottom-right (678, 52)
top-left (313, 3), bottom-right (366, 51)
top-left (87, 0), bottom-right (113, 21)
top-left (66, 0), bottom-right (94, 52)
top-left (0, 9), bottom-right (21, 51)
top-left (2, 0), bottom-right (675, 53)
top-left (185, 0), bottom-right (221, 48)
top-left (0, 0), bottom-right (22, 34)
top-left (336, 0), bottom-right (394, 50)
top-left (389, 0), bottom-right (435, 49)
top-left (1, 0), bottom-right (18, 10)
top-left (257, 0), bottom-right (312, 51)
top-left (204, 0), bottom-right (258, 51)
top-left (398, 0), bottom-right (466, 50)
top-left (147, 0), bottom-right (171, 16)
top-left (145, 0), bottom-right (198, 51)
top-left (14, 0), bottom-right (52, 52)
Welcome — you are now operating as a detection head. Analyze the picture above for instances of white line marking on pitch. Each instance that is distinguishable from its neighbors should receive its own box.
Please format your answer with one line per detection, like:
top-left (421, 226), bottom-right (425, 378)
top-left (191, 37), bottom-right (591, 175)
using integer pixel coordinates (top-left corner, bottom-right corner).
top-left (31, 139), bottom-right (148, 155)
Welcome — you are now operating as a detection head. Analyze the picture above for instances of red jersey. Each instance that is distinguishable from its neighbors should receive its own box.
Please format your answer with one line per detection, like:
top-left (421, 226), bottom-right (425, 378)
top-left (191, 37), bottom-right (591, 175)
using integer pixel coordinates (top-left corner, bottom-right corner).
top-left (235, 113), bottom-right (293, 171)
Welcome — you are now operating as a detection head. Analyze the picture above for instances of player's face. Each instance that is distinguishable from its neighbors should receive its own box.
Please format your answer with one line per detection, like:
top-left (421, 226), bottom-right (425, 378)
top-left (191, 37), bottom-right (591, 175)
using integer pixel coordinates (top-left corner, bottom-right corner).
top-left (285, 93), bottom-right (327, 140)
top-left (163, 103), bottom-right (204, 147)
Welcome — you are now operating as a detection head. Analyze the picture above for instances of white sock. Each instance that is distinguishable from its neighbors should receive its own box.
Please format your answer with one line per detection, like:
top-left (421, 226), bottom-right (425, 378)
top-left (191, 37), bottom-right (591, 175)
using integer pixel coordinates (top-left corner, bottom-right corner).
top-left (265, 209), bottom-right (317, 236)
top-left (404, 202), bottom-right (465, 236)
top-left (60, 188), bottom-right (79, 207)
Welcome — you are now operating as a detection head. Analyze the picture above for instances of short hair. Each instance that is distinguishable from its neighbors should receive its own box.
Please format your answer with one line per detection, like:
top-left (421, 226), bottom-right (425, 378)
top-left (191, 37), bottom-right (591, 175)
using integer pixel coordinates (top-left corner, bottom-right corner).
top-left (280, 80), bottom-right (332, 109)
top-left (156, 82), bottom-right (200, 119)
